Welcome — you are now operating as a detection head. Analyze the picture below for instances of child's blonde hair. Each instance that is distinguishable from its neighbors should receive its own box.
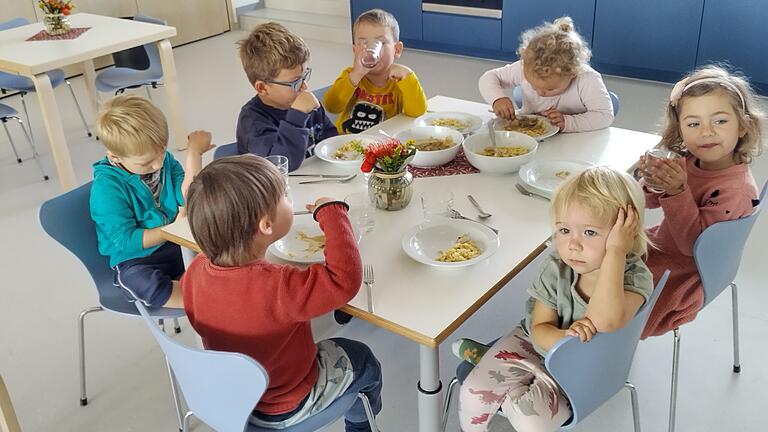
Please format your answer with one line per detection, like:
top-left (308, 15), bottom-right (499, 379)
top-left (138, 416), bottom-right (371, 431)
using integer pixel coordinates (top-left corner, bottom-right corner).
top-left (186, 155), bottom-right (286, 267)
top-left (551, 166), bottom-right (649, 256)
top-left (96, 95), bottom-right (167, 157)
top-left (518, 16), bottom-right (591, 79)
top-left (238, 22), bottom-right (310, 86)
top-left (660, 65), bottom-right (764, 164)
top-left (354, 8), bottom-right (400, 42)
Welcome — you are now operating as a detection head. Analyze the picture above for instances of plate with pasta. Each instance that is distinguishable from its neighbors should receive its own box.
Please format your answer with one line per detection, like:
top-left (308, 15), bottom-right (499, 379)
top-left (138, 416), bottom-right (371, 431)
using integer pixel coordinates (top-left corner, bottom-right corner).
top-left (269, 222), bottom-right (361, 264)
top-left (495, 115), bottom-right (559, 141)
top-left (517, 160), bottom-right (594, 199)
top-left (401, 219), bottom-right (500, 268)
top-left (315, 135), bottom-right (381, 166)
top-left (416, 112), bottom-right (483, 135)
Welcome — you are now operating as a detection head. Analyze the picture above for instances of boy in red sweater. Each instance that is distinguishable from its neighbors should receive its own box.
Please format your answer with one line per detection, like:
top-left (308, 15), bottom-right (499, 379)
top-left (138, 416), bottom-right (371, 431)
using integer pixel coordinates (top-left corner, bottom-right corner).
top-left (181, 155), bottom-right (382, 431)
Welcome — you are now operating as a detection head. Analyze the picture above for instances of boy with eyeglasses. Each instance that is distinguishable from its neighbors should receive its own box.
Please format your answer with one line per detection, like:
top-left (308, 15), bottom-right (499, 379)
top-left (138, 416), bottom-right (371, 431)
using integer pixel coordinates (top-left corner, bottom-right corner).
top-left (236, 23), bottom-right (337, 171)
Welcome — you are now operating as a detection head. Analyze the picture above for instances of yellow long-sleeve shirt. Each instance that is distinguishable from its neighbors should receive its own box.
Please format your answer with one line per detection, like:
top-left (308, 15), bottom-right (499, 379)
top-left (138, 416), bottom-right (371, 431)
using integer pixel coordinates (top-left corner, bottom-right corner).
top-left (323, 67), bottom-right (427, 134)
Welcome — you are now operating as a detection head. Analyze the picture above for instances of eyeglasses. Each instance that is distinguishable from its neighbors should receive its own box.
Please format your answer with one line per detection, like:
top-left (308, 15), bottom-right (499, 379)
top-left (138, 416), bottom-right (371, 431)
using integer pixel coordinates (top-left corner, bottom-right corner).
top-left (265, 68), bottom-right (312, 92)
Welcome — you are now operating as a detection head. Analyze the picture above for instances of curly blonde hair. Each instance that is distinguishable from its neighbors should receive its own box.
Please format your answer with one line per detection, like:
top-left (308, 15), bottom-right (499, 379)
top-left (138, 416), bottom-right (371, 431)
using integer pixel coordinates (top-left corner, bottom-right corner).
top-left (238, 22), bottom-right (310, 86)
top-left (518, 16), bottom-right (591, 79)
top-left (659, 65), bottom-right (764, 164)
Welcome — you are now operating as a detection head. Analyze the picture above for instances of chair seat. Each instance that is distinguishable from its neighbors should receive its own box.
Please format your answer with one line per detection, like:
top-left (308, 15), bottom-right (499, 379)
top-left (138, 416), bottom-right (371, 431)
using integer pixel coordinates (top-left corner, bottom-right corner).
top-left (0, 102), bottom-right (19, 119)
top-left (247, 392), bottom-right (359, 432)
top-left (95, 278), bottom-right (186, 319)
top-left (213, 143), bottom-right (239, 160)
top-left (0, 69), bottom-right (65, 92)
top-left (95, 67), bottom-right (163, 92)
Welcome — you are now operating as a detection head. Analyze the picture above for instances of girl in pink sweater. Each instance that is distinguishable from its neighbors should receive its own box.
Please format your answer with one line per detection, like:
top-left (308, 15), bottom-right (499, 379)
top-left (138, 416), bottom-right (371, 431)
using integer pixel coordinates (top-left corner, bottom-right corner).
top-left (639, 65), bottom-right (764, 338)
top-left (478, 16), bottom-right (613, 132)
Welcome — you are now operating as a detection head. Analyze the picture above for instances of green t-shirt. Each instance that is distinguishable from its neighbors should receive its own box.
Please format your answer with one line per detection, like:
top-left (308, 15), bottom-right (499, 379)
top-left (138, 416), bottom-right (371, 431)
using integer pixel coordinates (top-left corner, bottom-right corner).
top-left (521, 249), bottom-right (654, 349)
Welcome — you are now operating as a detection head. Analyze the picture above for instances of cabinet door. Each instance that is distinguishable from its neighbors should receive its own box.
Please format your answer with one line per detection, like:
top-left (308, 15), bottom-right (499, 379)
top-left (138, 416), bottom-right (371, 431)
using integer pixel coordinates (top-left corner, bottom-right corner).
top-left (697, 0), bottom-right (768, 84)
top-left (502, 0), bottom-right (595, 53)
top-left (136, 0), bottom-right (230, 46)
top-left (592, 0), bottom-right (704, 79)
top-left (350, 0), bottom-right (422, 41)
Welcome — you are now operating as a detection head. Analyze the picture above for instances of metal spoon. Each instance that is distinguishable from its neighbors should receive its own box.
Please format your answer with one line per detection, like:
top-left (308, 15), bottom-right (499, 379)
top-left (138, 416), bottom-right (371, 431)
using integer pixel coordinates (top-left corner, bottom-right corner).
top-left (467, 195), bottom-right (492, 219)
top-left (298, 174), bottom-right (357, 184)
top-left (378, 129), bottom-right (394, 139)
top-left (487, 118), bottom-right (498, 156)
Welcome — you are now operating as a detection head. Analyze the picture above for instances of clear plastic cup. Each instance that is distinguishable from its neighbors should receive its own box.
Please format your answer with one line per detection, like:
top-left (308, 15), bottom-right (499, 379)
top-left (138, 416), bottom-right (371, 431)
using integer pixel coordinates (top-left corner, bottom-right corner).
top-left (644, 148), bottom-right (681, 193)
top-left (421, 191), bottom-right (454, 222)
top-left (361, 39), bottom-right (382, 68)
top-left (345, 192), bottom-right (376, 234)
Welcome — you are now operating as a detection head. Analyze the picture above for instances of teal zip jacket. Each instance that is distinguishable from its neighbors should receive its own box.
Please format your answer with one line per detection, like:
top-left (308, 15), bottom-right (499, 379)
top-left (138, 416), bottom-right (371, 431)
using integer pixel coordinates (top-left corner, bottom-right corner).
top-left (90, 152), bottom-right (185, 267)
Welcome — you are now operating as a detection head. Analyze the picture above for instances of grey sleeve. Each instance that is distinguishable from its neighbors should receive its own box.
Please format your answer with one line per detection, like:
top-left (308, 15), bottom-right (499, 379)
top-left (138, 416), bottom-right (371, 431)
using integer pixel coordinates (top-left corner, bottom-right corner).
top-left (526, 253), bottom-right (561, 309)
top-left (623, 254), bottom-right (654, 304)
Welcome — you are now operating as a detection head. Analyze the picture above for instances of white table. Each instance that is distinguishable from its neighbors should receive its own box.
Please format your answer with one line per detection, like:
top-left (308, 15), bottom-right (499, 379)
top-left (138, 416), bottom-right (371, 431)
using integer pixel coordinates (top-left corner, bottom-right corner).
top-left (161, 95), bottom-right (660, 431)
top-left (0, 13), bottom-right (187, 190)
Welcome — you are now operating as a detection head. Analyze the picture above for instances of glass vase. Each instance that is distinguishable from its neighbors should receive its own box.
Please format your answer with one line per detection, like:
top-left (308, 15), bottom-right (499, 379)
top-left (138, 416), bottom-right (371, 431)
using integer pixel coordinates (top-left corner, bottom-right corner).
top-left (44, 13), bottom-right (71, 36)
top-left (368, 169), bottom-right (413, 211)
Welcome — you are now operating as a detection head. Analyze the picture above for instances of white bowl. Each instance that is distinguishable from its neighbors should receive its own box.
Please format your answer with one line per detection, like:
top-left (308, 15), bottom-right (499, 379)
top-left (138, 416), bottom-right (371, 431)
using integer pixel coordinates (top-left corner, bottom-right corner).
top-left (315, 135), bottom-right (381, 166)
top-left (463, 131), bottom-right (538, 175)
top-left (394, 126), bottom-right (463, 168)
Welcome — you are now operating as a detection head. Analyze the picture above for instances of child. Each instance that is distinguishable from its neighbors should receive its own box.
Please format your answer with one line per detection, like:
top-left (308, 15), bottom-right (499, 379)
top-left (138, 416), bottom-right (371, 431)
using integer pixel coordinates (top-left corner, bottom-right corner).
top-left (324, 8), bottom-right (428, 134)
top-left (90, 95), bottom-right (214, 308)
top-left (478, 17), bottom-right (613, 132)
top-left (640, 65), bottom-right (764, 338)
top-left (455, 167), bottom-right (654, 432)
top-left (181, 155), bottom-right (382, 431)
top-left (236, 22), bottom-right (337, 172)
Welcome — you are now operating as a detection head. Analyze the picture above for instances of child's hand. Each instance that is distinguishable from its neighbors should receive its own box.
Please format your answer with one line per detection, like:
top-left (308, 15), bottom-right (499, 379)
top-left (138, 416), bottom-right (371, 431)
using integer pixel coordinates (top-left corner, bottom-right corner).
top-left (291, 91), bottom-right (320, 114)
top-left (388, 64), bottom-right (413, 82)
top-left (492, 97), bottom-right (515, 120)
top-left (606, 206), bottom-right (639, 256)
top-left (306, 197), bottom-right (334, 213)
top-left (566, 317), bottom-right (597, 342)
top-left (540, 108), bottom-right (565, 129)
top-left (644, 157), bottom-right (687, 196)
top-left (187, 130), bottom-right (215, 156)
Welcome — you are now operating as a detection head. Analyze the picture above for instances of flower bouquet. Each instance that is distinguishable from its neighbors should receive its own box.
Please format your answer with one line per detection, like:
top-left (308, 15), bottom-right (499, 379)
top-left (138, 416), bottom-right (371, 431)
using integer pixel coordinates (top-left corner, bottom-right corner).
top-left (361, 138), bottom-right (416, 211)
top-left (38, 0), bottom-right (74, 35)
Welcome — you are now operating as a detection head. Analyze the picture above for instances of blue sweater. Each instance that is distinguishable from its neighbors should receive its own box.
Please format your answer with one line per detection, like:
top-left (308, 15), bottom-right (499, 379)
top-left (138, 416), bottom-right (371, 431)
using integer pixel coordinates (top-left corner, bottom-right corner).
top-left (90, 152), bottom-right (185, 267)
top-left (235, 95), bottom-right (337, 171)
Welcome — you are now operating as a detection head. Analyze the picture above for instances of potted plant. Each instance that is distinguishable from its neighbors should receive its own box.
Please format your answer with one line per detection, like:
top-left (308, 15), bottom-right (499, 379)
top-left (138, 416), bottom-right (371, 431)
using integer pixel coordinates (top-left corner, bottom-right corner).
top-left (38, 0), bottom-right (74, 35)
top-left (361, 138), bottom-right (416, 211)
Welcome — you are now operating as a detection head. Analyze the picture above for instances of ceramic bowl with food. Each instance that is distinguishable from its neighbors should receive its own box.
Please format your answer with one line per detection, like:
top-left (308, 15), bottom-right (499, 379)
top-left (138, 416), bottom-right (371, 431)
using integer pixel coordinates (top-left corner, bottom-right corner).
top-left (394, 126), bottom-right (463, 168)
top-left (315, 135), bottom-right (381, 166)
top-left (463, 131), bottom-right (538, 174)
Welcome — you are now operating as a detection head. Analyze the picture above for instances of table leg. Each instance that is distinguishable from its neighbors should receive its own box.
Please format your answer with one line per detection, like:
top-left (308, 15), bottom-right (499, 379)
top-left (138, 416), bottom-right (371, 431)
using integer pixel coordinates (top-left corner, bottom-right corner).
top-left (81, 59), bottom-right (101, 115)
top-left (418, 345), bottom-right (442, 432)
top-left (30, 72), bottom-right (76, 190)
top-left (156, 39), bottom-right (187, 151)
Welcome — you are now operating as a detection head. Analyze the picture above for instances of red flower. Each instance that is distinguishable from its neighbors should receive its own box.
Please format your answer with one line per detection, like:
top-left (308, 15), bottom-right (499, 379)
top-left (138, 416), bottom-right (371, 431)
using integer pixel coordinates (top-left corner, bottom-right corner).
top-left (360, 138), bottom-right (416, 174)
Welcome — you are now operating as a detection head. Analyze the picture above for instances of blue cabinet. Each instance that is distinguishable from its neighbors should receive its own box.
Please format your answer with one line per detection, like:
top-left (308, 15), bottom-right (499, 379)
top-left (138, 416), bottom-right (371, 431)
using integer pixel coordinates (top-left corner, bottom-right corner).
top-left (501, 0), bottom-right (595, 54)
top-left (422, 12), bottom-right (501, 51)
top-left (350, 0), bottom-right (422, 41)
top-left (697, 0), bottom-right (768, 88)
top-left (591, 0), bottom-right (704, 82)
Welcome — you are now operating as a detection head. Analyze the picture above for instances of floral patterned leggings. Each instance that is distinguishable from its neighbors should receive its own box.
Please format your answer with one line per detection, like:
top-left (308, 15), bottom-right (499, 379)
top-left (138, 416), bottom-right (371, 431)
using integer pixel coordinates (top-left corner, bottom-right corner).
top-left (458, 326), bottom-right (572, 432)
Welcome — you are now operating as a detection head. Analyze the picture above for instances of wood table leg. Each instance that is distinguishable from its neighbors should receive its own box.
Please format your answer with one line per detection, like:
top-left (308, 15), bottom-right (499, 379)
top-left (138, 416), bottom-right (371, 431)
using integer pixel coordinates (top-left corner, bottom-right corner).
top-left (31, 72), bottom-right (76, 190)
top-left (157, 39), bottom-right (187, 150)
top-left (81, 59), bottom-right (101, 116)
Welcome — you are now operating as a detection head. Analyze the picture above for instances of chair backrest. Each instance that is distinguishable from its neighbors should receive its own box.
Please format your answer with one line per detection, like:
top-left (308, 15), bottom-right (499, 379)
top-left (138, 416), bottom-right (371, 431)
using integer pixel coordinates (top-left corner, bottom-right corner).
top-left (312, 85), bottom-right (338, 124)
top-left (512, 87), bottom-right (619, 117)
top-left (111, 15), bottom-right (163, 74)
top-left (0, 17), bottom-right (29, 31)
top-left (0, 374), bottom-right (21, 432)
top-left (214, 142), bottom-right (239, 160)
top-left (135, 302), bottom-right (268, 432)
top-left (545, 270), bottom-right (671, 428)
top-left (694, 179), bottom-right (767, 307)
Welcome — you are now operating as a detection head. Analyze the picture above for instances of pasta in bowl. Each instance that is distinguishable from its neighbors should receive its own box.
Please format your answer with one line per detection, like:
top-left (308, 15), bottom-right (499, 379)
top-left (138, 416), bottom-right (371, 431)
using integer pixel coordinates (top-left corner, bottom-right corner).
top-left (394, 126), bottom-right (463, 168)
top-left (463, 130), bottom-right (538, 174)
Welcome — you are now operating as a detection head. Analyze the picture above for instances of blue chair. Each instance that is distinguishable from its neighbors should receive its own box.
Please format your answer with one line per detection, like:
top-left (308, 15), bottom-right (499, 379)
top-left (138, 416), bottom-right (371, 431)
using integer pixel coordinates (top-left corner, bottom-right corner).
top-left (512, 86), bottom-right (620, 117)
top-left (1, 102), bottom-right (48, 180)
top-left (94, 15), bottom-right (165, 96)
top-left (442, 270), bottom-right (671, 432)
top-left (312, 85), bottom-right (338, 124)
top-left (667, 179), bottom-right (767, 432)
top-left (39, 182), bottom-right (186, 428)
top-left (134, 301), bottom-right (380, 432)
top-left (214, 142), bottom-right (239, 160)
top-left (0, 18), bottom-right (92, 139)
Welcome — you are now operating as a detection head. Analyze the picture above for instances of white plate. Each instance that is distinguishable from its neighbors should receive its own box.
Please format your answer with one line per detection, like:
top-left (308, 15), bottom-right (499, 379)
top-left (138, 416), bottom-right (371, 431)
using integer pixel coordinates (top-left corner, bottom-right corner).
top-left (416, 112), bottom-right (483, 135)
top-left (518, 160), bottom-right (594, 199)
top-left (401, 219), bottom-right (500, 268)
top-left (494, 114), bottom-right (559, 141)
top-left (269, 222), bottom-right (361, 264)
top-left (315, 135), bottom-right (381, 166)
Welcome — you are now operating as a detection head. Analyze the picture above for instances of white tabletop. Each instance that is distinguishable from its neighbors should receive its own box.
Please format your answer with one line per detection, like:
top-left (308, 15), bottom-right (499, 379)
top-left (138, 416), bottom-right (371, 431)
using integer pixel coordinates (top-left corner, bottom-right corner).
top-left (162, 96), bottom-right (660, 347)
top-left (0, 13), bottom-right (176, 76)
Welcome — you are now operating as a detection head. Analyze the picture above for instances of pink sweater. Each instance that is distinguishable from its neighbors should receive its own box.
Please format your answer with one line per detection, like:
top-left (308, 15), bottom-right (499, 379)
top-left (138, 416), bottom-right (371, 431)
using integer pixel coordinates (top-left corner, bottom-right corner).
top-left (641, 156), bottom-right (758, 338)
top-left (478, 61), bottom-right (614, 132)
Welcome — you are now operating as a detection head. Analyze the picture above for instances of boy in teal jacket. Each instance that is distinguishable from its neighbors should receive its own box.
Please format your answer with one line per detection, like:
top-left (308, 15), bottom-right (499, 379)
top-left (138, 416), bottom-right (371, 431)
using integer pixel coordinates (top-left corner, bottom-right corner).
top-left (90, 95), bottom-right (214, 307)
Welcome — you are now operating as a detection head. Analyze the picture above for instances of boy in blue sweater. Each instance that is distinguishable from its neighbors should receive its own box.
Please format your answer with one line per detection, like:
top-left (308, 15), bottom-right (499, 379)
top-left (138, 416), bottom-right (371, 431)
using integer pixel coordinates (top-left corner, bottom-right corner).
top-left (90, 95), bottom-right (214, 308)
top-left (235, 22), bottom-right (337, 172)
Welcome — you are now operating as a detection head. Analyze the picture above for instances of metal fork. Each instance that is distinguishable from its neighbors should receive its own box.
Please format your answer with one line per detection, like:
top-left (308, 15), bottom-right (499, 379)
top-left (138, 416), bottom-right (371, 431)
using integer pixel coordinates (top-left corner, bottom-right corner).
top-left (298, 174), bottom-right (357, 184)
top-left (363, 264), bottom-right (375, 313)
top-left (448, 208), bottom-right (499, 234)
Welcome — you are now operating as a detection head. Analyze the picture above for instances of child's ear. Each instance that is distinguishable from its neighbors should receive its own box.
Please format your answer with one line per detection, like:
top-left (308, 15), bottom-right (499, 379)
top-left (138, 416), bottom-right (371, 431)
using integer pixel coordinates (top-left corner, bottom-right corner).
top-left (394, 41), bottom-right (404, 59)
top-left (106, 150), bottom-right (120, 163)
top-left (258, 214), bottom-right (273, 236)
top-left (254, 80), bottom-right (268, 95)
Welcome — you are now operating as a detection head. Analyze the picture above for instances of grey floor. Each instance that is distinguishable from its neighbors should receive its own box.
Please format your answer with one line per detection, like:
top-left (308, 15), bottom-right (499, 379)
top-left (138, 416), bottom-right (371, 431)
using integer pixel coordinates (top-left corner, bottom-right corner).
top-left (1, 30), bottom-right (765, 432)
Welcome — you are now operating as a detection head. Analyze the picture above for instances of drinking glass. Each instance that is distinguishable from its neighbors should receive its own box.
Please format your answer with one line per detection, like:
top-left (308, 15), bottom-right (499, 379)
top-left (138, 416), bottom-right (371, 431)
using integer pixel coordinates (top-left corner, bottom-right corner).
top-left (345, 192), bottom-right (376, 234)
top-left (644, 149), bottom-right (681, 193)
top-left (421, 191), bottom-right (454, 222)
top-left (361, 39), bottom-right (382, 68)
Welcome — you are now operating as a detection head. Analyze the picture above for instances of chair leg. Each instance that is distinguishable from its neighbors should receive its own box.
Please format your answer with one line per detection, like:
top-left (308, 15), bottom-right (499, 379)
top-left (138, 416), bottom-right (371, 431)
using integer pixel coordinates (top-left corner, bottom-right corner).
top-left (625, 382), bottom-right (641, 432)
top-left (357, 393), bottom-right (379, 432)
top-left (173, 317), bottom-right (181, 334)
top-left (65, 80), bottom-right (93, 137)
top-left (145, 86), bottom-right (153, 100)
top-left (19, 93), bottom-right (35, 146)
top-left (1, 120), bottom-right (23, 163)
top-left (164, 358), bottom-right (185, 432)
top-left (16, 117), bottom-right (48, 181)
top-left (668, 328), bottom-right (680, 432)
top-left (182, 411), bottom-right (194, 432)
top-left (78, 306), bottom-right (104, 406)
top-left (730, 283), bottom-right (741, 373)
top-left (441, 377), bottom-right (458, 432)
